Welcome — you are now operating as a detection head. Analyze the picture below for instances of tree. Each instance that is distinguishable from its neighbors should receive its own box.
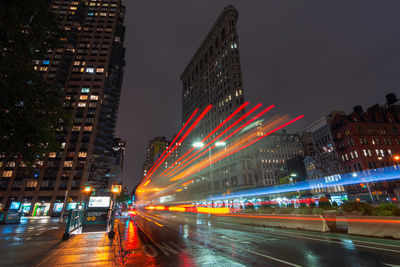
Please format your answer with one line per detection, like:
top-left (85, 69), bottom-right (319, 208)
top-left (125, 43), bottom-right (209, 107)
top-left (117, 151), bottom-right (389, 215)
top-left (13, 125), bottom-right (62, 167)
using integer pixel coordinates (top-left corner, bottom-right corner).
top-left (0, 0), bottom-right (70, 164)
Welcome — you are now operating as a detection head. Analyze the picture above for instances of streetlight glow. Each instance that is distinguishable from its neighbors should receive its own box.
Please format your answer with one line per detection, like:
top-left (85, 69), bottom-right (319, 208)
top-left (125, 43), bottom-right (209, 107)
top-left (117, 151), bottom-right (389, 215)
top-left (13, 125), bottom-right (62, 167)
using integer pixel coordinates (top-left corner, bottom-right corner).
top-left (83, 186), bottom-right (91, 193)
top-left (192, 142), bottom-right (204, 148)
top-left (215, 141), bottom-right (226, 147)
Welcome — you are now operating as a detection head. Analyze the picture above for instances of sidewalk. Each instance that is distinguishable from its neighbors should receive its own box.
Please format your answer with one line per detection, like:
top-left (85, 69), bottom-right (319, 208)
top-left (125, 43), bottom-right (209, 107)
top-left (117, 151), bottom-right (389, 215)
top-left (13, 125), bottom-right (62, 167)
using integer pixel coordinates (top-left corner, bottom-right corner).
top-left (36, 231), bottom-right (117, 266)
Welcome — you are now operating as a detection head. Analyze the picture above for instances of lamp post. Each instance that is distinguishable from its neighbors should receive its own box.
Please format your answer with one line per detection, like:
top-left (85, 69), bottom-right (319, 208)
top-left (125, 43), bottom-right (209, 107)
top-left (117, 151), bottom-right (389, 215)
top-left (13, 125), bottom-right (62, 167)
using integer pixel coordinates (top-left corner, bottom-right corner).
top-left (192, 141), bottom-right (226, 193)
top-left (82, 185), bottom-right (92, 212)
top-left (108, 184), bottom-right (121, 238)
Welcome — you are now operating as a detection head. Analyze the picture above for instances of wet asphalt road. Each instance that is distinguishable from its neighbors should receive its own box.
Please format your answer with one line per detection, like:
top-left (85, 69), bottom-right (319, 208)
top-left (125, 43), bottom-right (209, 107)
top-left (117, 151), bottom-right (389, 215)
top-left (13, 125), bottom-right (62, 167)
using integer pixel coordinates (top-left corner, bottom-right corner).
top-left (119, 211), bottom-right (400, 267)
top-left (0, 214), bottom-right (399, 266)
top-left (0, 217), bottom-right (65, 266)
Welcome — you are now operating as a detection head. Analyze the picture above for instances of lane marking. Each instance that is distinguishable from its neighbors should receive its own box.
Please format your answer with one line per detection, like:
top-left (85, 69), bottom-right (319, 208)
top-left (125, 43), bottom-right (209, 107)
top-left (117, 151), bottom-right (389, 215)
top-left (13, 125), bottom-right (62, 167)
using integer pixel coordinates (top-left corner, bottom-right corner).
top-left (265, 231), bottom-right (400, 254)
top-left (240, 247), bottom-right (302, 267)
top-left (216, 221), bottom-right (400, 253)
top-left (261, 228), bottom-right (400, 249)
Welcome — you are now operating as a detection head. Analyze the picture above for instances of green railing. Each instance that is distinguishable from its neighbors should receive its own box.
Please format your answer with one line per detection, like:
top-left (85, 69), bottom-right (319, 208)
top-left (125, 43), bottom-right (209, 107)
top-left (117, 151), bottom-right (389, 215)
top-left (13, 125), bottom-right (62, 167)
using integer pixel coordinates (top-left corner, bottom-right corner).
top-left (62, 208), bottom-right (84, 240)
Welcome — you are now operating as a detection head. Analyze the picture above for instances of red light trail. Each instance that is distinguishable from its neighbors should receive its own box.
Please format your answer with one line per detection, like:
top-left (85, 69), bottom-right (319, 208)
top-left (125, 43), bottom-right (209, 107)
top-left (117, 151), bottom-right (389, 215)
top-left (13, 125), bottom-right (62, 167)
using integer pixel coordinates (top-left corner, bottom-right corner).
top-left (166, 103), bottom-right (263, 178)
top-left (145, 108), bottom-right (198, 178)
top-left (222, 105), bottom-right (274, 142)
top-left (143, 105), bottom-right (212, 181)
top-left (161, 102), bottom-right (249, 177)
top-left (170, 115), bottom-right (304, 182)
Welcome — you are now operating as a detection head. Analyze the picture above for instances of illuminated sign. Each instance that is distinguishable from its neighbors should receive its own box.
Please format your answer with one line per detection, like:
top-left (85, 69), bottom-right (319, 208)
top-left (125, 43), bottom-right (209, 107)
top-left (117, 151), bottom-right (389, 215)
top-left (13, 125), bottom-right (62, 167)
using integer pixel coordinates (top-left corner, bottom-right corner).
top-left (10, 201), bottom-right (21, 210)
top-left (88, 196), bottom-right (111, 208)
top-left (53, 203), bottom-right (64, 213)
top-left (67, 202), bottom-right (77, 210)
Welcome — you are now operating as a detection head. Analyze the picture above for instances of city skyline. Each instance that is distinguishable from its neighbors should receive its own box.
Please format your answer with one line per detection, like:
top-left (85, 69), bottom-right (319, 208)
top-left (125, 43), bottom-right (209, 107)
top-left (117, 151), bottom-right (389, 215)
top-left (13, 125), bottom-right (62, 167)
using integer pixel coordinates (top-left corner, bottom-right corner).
top-left (117, 1), bottom-right (400, 189)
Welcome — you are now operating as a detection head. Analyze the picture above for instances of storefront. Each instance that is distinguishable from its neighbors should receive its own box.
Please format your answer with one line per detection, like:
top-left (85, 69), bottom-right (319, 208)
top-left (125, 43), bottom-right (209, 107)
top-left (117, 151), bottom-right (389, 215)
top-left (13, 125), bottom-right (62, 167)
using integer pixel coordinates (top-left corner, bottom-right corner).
top-left (1, 201), bottom-right (22, 223)
top-left (32, 202), bottom-right (50, 216)
top-left (53, 203), bottom-right (64, 214)
top-left (21, 203), bottom-right (32, 215)
top-left (67, 202), bottom-right (78, 210)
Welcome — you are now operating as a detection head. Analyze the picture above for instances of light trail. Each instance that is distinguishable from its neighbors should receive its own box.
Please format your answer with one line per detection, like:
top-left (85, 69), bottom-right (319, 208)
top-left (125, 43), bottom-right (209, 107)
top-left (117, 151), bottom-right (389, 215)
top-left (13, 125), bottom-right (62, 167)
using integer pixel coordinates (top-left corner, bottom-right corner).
top-left (144, 105), bottom-right (212, 180)
top-left (168, 116), bottom-right (286, 182)
top-left (208, 165), bottom-right (400, 201)
top-left (167, 104), bottom-right (275, 178)
top-left (166, 103), bottom-right (263, 178)
top-left (161, 102), bottom-right (249, 177)
top-left (145, 108), bottom-right (199, 178)
top-left (170, 115), bottom-right (301, 182)
top-left (181, 180), bottom-right (194, 187)
top-left (222, 105), bottom-right (275, 142)
top-left (135, 115), bottom-right (288, 203)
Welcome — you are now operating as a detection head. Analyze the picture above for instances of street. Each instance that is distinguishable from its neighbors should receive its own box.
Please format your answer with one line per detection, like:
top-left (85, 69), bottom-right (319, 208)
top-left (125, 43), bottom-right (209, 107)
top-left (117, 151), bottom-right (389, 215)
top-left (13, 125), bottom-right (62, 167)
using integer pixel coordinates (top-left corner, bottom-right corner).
top-left (120, 211), bottom-right (400, 267)
top-left (0, 217), bottom-right (65, 266)
top-left (0, 214), bottom-right (398, 266)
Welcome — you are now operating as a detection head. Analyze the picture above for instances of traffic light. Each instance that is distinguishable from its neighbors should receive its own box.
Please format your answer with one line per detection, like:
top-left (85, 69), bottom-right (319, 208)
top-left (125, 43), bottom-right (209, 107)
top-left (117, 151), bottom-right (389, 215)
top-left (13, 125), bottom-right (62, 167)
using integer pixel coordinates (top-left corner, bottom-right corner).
top-left (111, 184), bottom-right (122, 194)
top-left (360, 183), bottom-right (367, 188)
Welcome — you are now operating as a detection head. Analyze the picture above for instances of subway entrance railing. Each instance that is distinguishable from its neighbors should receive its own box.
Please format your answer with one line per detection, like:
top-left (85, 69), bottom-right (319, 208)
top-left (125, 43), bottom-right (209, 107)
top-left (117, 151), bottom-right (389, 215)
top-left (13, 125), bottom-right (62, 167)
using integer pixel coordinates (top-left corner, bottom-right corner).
top-left (62, 208), bottom-right (85, 240)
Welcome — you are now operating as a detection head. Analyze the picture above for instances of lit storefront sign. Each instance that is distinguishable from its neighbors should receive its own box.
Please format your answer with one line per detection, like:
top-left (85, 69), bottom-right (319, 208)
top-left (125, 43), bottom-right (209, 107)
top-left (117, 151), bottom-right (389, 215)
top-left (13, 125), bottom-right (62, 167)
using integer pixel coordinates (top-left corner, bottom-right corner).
top-left (32, 203), bottom-right (50, 216)
top-left (22, 203), bottom-right (31, 215)
top-left (67, 202), bottom-right (78, 210)
top-left (53, 203), bottom-right (64, 213)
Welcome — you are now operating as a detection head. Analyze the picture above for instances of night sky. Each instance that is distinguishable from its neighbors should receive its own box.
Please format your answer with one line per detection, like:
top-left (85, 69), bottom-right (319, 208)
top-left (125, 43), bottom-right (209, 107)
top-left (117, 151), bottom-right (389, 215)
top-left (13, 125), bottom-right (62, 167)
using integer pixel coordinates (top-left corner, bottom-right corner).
top-left (115, 0), bottom-right (400, 191)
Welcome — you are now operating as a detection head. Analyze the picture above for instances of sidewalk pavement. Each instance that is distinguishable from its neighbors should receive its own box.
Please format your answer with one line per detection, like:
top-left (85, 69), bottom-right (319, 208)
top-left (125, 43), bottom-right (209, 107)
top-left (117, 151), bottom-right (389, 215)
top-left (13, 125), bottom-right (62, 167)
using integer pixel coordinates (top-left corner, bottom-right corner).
top-left (36, 231), bottom-right (117, 266)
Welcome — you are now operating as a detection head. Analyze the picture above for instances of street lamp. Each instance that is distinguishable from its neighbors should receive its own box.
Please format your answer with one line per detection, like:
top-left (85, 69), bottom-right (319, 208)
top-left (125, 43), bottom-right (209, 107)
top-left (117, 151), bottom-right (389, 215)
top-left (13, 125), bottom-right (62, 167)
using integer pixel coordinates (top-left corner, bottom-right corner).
top-left (191, 141), bottom-right (227, 192)
top-left (192, 142), bottom-right (204, 148)
top-left (83, 186), bottom-right (92, 193)
top-left (108, 184), bottom-right (121, 238)
top-left (82, 185), bottom-right (92, 212)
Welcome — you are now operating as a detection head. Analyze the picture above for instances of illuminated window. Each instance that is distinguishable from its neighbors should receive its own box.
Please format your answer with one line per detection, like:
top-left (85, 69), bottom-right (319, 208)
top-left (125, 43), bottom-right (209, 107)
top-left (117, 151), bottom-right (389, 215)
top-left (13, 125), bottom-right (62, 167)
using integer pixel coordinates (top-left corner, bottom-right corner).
top-left (73, 61), bottom-right (80, 66)
top-left (64, 161), bottom-right (73, 167)
top-left (86, 67), bottom-right (94, 73)
top-left (61, 142), bottom-right (66, 148)
top-left (26, 180), bottom-right (38, 188)
top-left (78, 152), bottom-right (87, 158)
top-left (81, 87), bottom-right (90, 93)
top-left (49, 152), bottom-right (56, 158)
top-left (2, 170), bottom-right (13, 177)
top-left (90, 95), bottom-right (98, 100)
top-left (72, 126), bottom-right (81, 131)
top-left (84, 126), bottom-right (92, 131)
top-left (39, 66), bottom-right (48, 71)
top-left (80, 95), bottom-right (88, 100)
top-left (42, 60), bottom-right (50, 65)
top-left (96, 68), bottom-right (104, 73)
top-left (78, 102), bottom-right (86, 107)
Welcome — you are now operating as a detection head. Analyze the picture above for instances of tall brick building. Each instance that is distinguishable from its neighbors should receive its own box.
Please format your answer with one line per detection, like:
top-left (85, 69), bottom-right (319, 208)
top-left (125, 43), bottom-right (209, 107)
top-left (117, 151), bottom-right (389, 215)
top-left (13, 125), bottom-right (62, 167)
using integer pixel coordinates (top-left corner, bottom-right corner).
top-left (0, 0), bottom-right (125, 216)
top-left (331, 93), bottom-right (400, 173)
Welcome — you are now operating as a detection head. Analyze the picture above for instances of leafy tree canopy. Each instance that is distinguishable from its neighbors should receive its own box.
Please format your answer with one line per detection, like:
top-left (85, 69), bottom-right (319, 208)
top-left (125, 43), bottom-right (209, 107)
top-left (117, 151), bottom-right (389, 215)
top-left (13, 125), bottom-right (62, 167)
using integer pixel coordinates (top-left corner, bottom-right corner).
top-left (0, 0), bottom-right (70, 164)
